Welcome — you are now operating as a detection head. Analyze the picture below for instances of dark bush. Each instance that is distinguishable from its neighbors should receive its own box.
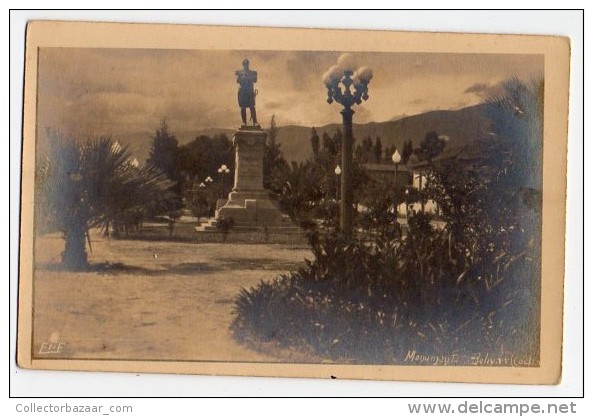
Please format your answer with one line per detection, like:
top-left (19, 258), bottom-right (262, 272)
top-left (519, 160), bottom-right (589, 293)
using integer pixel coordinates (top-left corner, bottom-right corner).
top-left (232, 77), bottom-right (542, 364)
top-left (216, 216), bottom-right (235, 241)
top-left (232, 219), bottom-right (540, 363)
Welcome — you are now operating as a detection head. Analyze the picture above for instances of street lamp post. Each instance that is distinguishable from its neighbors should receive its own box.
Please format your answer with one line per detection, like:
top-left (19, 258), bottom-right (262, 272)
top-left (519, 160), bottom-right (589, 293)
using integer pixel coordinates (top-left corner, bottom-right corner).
top-left (217, 165), bottom-right (230, 198)
top-left (392, 149), bottom-right (401, 216)
top-left (324, 55), bottom-right (372, 234)
top-left (196, 182), bottom-right (206, 220)
top-left (334, 165), bottom-right (342, 200)
top-left (204, 176), bottom-right (214, 217)
top-left (405, 187), bottom-right (410, 225)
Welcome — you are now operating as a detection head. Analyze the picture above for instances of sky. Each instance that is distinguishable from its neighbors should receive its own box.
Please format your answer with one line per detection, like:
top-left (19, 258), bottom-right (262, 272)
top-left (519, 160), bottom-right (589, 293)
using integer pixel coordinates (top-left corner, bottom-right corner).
top-left (36, 48), bottom-right (543, 137)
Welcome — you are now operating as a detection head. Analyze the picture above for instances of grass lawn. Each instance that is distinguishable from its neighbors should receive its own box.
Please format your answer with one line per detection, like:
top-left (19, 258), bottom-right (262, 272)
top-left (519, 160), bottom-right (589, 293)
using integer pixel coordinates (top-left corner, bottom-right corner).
top-left (31, 231), bottom-right (312, 363)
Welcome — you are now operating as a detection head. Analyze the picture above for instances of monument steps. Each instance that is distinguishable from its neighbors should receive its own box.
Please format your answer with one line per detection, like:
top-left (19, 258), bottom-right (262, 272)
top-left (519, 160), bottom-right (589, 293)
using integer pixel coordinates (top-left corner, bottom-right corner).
top-left (195, 218), bottom-right (303, 234)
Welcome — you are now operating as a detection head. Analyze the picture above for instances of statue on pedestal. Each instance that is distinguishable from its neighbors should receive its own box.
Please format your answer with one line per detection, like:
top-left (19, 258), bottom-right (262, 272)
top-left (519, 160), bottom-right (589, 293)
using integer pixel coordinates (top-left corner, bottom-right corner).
top-left (201, 57), bottom-right (302, 238)
top-left (236, 59), bottom-right (258, 126)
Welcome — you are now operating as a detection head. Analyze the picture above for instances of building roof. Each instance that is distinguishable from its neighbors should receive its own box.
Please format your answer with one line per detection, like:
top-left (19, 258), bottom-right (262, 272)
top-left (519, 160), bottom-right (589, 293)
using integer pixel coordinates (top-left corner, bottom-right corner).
top-left (363, 163), bottom-right (412, 173)
top-left (407, 144), bottom-right (482, 170)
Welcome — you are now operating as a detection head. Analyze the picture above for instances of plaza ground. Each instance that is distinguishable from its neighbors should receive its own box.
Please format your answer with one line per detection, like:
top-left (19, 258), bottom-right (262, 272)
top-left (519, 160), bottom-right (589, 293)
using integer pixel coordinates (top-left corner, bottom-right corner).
top-left (32, 231), bottom-right (312, 363)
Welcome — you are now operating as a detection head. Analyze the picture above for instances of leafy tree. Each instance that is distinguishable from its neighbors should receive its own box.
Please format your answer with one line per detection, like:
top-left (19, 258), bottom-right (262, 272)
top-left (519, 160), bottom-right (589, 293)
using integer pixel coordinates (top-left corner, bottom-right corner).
top-left (179, 134), bottom-right (233, 184)
top-left (310, 127), bottom-right (320, 158)
top-left (332, 128), bottom-right (342, 158)
top-left (146, 118), bottom-right (183, 223)
top-left (401, 139), bottom-right (413, 165)
top-left (354, 143), bottom-right (364, 162)
top-left (360, 135), bottom-right (373, 164)
top-left (263, 115), bottom-right (289, 193)
top-left (147, 118), bottom-right (180, 182)
top-left (412, 132), bottom-right (447, 211)
top-left (322, 132), bottom-right (333, 154)
top-left (178, 133), bottom-right (234, 213)
top-left (414, 131), bottom-right (447, 164)
top-left (373, 136), bottom-right (383, 163)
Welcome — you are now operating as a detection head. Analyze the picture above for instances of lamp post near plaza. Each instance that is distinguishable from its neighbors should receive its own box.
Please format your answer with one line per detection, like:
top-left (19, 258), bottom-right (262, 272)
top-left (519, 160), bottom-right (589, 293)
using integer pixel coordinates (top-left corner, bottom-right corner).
top-left (334, 165), bottom-right (342, 201)
top-left (392, 149), bottom-right (401, 182)
top-left (392, 149), bottom-right (401, 216)
top-left (218, 165), bottom-right (230, 198)
top-left (324, 54), bottom-right (372, 235)
top-left (204, 176), bottom-right (214, 217)
top-left (405, 187), bottom-right (410, 225)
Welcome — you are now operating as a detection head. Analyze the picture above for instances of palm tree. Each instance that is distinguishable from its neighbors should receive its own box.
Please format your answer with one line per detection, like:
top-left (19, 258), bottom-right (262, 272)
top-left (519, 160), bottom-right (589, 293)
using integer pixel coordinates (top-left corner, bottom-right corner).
top-left (80, 137), bottom-right (175, 236)
top-left (38, 133), bottom-right (174, 269)
top-left (481, 77), bottom-right (544, 201)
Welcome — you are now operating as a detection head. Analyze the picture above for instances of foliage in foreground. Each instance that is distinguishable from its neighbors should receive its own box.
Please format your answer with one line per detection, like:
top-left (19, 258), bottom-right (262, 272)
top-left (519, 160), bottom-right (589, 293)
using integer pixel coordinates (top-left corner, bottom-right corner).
top-left (232, 77), bottom-right (543, 363)
top-left (232, 219), bottom-right (540, 364)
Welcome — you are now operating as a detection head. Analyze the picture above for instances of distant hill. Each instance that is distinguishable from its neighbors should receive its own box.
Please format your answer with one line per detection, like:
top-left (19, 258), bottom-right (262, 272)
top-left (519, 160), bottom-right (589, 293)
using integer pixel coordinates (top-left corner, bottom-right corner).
top-left (116, 104), bottom-right (488, 164)
top-left (274, 104), bottom-right (488, 163)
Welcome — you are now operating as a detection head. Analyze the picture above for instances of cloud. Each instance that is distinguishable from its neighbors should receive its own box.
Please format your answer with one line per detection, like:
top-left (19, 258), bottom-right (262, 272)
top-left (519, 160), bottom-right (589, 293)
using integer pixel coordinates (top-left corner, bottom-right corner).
top-left (36, 48), bottom-right (544, 139)
top-left (464, 82), bottom-right (492, 95)
top-left (263, 100), bottom-right (283, 110)
top-left (350, 105), bottom-right (373, 123)
top-left (285, 52), bottom-right (326, 91)
top-left (407, 98), bottom-right (427, 105)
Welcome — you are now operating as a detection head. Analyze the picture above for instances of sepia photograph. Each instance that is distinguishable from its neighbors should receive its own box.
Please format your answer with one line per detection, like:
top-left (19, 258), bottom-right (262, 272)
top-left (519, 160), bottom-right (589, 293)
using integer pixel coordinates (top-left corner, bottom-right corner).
top-left (17, 21), bottom-right (570, 384)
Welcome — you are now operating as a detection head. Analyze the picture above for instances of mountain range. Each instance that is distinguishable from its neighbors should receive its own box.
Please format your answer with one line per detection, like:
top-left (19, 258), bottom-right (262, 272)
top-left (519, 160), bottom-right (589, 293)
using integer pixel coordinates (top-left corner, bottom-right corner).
top-left (118, 104), bottom-right (488, 165)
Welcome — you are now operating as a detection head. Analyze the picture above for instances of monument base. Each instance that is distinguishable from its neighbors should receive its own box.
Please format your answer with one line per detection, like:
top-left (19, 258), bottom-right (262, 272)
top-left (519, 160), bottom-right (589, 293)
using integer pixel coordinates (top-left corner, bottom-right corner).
top-left (215, 190), bottom-right (285, 225)
top-left (214, 126), bottom-right (287, 228)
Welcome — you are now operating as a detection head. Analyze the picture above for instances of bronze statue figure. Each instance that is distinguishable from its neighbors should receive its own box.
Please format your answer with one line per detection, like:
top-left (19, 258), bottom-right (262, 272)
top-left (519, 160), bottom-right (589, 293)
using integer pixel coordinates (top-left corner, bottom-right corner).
top-left (236, 58), bottom-right (258, 126)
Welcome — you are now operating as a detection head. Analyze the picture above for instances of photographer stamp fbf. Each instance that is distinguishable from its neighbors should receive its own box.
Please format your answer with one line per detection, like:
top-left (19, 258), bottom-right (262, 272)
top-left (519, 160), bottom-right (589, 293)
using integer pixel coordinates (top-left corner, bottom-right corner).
top-left (17, 21), bottom-right (569, 383)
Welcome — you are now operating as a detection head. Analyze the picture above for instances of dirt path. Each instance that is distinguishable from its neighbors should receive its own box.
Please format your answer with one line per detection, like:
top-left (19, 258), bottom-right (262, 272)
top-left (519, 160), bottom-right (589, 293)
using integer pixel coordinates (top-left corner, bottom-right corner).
top-left (32, 232), bottom-right (311, 363)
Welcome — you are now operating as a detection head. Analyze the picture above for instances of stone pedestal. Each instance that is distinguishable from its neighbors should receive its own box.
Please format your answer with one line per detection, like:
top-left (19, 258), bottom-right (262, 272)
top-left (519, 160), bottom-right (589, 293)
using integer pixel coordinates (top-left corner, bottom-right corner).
top-left (215, 127), bottom-right (285, 226)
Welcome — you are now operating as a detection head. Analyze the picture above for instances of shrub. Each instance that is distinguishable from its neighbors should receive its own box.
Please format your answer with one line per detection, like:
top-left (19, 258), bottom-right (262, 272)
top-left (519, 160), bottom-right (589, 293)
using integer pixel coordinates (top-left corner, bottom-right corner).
top-left (232, 218), bottom-right (540, 363)
top-left (216, 216), bottom-right (235, 241)
top-left (232, 164), bottom-right (540, 363)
